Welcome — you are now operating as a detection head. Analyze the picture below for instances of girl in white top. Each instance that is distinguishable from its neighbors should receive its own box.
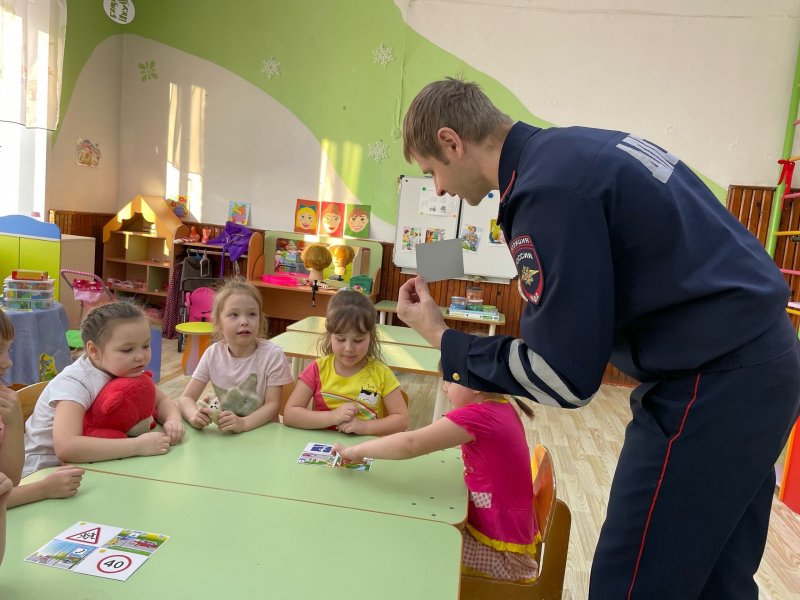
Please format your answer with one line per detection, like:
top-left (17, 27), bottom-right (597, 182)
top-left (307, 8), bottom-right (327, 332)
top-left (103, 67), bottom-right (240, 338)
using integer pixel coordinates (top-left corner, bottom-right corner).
top-left (178, 279), bottom-right (293, 433)
top-left (23, 303), bottom-right (185, 477)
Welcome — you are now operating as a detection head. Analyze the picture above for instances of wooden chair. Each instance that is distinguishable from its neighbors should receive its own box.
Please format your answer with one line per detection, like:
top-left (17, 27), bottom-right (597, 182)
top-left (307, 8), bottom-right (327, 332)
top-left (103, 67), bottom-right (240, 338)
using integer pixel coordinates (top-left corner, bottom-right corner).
top-left (460, 444), bottom-right (572, 600)
top-left (279, 380), bottom-right (297, 418)
top-left (17, 381), bottom-right (48, 421)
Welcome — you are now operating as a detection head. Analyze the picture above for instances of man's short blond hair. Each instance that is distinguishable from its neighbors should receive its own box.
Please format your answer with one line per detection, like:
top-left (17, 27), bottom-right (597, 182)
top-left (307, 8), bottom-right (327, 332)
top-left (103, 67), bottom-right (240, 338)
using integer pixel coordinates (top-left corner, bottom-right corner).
top-left (402, 77), bottom-right (512, 163)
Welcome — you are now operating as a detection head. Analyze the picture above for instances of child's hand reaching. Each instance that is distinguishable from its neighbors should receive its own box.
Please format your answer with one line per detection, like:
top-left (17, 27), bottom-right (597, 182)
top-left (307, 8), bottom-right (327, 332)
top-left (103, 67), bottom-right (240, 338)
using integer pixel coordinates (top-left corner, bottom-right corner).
top-left (41, 466), bottom-right (84, 499)
top-left (330, 402), bottom-right (359, 426)
top-left (217, 411), bottom-right (247, 434)
top-left (331, 443), bottom-right (364, 465)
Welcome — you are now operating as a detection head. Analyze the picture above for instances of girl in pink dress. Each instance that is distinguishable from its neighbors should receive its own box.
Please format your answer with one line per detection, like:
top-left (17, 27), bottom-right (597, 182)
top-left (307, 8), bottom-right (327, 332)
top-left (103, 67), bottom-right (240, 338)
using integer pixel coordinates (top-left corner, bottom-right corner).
top-left (333, 380), bottom-right (539, 582)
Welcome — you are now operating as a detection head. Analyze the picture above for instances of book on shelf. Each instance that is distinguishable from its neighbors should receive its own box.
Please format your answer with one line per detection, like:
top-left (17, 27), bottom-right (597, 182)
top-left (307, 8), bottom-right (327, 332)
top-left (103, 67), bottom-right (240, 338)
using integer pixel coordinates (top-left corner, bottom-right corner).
top-left (446, 307), bottom-right (501, 321)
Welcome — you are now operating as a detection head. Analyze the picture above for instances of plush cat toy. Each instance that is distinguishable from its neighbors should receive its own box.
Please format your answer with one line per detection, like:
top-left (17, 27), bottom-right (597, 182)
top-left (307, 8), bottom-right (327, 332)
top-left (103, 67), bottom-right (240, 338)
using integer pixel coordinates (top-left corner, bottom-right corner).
top-left (196, 396), bottom-right (221, 424)
top-left (83, 371), bottom-right (158, 439)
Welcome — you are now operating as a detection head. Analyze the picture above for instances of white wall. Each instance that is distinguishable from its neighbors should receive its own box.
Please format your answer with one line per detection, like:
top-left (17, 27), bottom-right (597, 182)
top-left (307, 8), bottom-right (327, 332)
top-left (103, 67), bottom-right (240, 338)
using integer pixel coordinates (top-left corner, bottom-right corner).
top-left (116, 36), bottom-right (397, 240)
top-left (398, 0), bottom-right (800, 187)
top-left (47, 36), bottom-right (123, 214)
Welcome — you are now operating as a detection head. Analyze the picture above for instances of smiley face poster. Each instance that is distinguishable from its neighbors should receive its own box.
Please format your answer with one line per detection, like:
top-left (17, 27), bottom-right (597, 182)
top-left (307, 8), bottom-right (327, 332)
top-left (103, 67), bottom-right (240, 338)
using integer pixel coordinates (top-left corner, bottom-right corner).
top-left (294, 199), bottom-right (319, 234)
top-left (344, 204), bottom-right (371, 238)
top-left (319, 201), bottom-right (345, 237)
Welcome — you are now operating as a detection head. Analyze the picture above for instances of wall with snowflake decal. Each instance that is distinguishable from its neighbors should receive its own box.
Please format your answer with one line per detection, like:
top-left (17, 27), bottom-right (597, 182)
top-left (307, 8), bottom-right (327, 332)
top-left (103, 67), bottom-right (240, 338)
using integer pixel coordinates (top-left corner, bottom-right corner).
top-left (46, 0), bottom-right (799, 240)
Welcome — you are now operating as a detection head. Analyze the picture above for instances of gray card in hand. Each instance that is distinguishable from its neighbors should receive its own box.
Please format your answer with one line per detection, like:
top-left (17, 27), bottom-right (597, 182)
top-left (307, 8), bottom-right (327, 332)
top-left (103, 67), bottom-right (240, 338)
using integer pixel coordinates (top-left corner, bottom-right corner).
top-left (415, 238), bottom-right (465, 282)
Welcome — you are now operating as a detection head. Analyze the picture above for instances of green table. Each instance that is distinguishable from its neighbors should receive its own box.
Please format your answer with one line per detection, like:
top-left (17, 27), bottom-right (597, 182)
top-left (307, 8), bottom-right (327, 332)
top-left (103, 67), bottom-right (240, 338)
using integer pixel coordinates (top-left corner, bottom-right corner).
top-left (271, 330), bottom-right (451, 420)
top-left (374, 299), bottom-right (506, 335)
top-left (4, 470), bottom-right (461, 599)
top-left (287, 315), bottom-right (431, 347)
top-left (78, 425), bottom-right (467, 526)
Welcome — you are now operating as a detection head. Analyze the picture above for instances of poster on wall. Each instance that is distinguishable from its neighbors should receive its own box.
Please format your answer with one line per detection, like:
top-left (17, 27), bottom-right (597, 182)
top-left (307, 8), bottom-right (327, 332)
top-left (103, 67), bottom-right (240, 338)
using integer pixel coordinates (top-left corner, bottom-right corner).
top-left (228, 201), bottom-right (251, 225)
top-left (344, 204), bottom-right (370, 238)
top-left (319, 201), bottom-right (345, 237)
top-left (488, 218), bottom-right (504, 245)
top-left (76, 138), bottom-right (101, 167)
top-left (401, 226), bottom-right (423, 252)
top-left (460, 224), bottom-right (482, 253)
top-left (294, 199), bottom-right (319, 234)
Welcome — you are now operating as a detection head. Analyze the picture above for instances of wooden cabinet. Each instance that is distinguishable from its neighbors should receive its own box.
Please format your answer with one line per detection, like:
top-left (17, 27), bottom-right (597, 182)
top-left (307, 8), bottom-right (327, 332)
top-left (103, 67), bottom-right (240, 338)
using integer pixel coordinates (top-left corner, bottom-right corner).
top-left (102, 196), bottom-right (188, 314)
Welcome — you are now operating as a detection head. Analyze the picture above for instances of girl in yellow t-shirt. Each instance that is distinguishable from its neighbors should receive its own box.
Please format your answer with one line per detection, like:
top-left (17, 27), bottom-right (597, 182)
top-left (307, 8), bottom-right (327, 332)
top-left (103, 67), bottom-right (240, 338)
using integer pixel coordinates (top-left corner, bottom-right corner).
top-left (283, 291), bottom-right (409, 436)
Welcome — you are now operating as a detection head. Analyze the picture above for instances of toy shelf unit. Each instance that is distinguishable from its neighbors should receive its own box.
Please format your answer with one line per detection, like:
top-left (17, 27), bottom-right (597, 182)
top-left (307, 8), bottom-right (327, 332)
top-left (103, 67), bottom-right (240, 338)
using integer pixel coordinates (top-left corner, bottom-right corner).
top-left (102, 195), bottom-right (188, 308)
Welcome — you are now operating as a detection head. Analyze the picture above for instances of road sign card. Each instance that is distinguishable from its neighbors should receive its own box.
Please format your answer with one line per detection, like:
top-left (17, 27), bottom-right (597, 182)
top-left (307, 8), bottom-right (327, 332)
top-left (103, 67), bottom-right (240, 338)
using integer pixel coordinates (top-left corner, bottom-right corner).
top-left (25, 521), bottom-right (169, 582)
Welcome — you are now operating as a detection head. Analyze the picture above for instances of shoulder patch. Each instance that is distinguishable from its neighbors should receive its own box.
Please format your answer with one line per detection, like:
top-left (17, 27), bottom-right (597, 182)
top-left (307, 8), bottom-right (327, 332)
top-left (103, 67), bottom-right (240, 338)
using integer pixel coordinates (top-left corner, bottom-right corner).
top-left (509, 234), bottom-right (544, 305)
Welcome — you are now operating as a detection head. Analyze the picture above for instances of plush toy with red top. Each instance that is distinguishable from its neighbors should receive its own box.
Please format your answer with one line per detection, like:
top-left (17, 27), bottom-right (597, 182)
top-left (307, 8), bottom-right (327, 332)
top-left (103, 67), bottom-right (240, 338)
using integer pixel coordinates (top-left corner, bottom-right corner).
top-left (83, 371), bottom-right (158, 439)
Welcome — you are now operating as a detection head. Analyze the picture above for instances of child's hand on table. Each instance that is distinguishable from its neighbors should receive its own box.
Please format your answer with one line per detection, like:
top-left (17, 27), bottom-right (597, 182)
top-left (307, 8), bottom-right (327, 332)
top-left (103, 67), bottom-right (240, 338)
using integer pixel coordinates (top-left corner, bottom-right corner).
top-left (190, 406), bottom-right (213, 429)
top-left (163, 420), bottom-right (185, 444)
top-left (218, 411), bottom-right (247, 434)
top-left (337, 418), bottom-right (366, 435)
top-left (42, 466), bottom-right (84, 499)
top-left (135, 431), bottom-right (171, 456)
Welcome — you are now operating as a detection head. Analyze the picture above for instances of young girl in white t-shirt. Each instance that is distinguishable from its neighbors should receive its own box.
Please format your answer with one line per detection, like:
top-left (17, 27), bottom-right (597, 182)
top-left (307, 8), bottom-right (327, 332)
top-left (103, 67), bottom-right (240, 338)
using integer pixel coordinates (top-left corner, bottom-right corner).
top-left (177, 279), bottom-right (293, 433)
top-left (23, 303), bottom-right (185, 477)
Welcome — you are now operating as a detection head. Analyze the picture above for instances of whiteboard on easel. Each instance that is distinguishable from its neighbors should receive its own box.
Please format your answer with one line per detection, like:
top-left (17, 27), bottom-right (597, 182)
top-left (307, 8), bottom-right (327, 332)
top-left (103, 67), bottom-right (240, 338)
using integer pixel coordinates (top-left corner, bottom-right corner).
top-left (392, 176), bottom-right (460, 270)
top-left (392, 176), bottom-right (517, 281)
top-left (457, 192), bottom-right (517, 280)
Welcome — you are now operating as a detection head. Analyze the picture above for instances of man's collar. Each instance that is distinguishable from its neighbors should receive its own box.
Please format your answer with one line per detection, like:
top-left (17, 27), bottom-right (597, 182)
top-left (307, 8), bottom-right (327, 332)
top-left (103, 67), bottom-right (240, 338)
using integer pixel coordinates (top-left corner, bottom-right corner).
top-left (498, 122), bottom-right (540, 200)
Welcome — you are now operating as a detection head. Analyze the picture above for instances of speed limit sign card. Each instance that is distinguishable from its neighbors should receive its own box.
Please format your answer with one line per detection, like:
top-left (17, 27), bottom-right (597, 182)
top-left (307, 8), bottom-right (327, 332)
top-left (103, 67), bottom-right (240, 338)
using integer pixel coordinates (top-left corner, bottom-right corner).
top-left (24, 521), bottom-right (169, 581)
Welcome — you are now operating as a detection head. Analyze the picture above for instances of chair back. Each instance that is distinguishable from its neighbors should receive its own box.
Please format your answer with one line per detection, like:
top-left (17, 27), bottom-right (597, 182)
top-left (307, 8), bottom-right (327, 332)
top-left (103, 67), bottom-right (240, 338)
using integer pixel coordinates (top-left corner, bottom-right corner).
top-left (279, 380), bottom-right (297, 417)
top-left (187, 287), bottom-right (215, 322)
top-left (459, 443), bottom-right (571, 600)
top-left (17, 381), bottom-right (48, 421)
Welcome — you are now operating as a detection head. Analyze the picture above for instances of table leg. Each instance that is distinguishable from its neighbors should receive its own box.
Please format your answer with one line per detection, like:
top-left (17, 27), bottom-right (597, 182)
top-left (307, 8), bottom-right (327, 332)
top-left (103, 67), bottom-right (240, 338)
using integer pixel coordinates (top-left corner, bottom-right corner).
top-left (379, 311), bottom-right (386, 325)
top-left (290, 356), bottom-right (301, 379)
top-left (488, 323), bottom-right (496, 336)
top-left (387, 313), bottom-right (394, 325)
top-left (182, 334), bottom-right (210, 376)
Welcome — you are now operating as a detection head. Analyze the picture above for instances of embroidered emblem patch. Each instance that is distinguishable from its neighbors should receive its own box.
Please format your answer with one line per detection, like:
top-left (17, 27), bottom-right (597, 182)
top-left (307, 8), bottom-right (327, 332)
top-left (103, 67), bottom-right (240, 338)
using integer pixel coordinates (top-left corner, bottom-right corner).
top-left (509, 234), bottom-right (543, 304)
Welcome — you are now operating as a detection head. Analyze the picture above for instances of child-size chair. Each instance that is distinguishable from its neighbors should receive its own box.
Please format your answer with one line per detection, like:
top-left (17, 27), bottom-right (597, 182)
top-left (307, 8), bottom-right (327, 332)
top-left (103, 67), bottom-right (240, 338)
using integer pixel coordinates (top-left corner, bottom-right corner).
top-left (459, 444), bottom-right (572, 600)
top-left (17, 380), bottom-right (48, 421)
top-left (177, 286), bottom-right (216, 353)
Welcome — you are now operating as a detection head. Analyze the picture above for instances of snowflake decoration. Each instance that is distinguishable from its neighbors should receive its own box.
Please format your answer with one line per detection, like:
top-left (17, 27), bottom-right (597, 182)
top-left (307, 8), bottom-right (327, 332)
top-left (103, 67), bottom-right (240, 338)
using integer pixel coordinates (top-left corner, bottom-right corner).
top-left (261, 57), bottom-right (281, 80)
top-left (138, 60), bottom-right (158, 81)
top-left (368, 141), bottom-right (389, 163)
top-left (373, 43), bottom-right (395, 68)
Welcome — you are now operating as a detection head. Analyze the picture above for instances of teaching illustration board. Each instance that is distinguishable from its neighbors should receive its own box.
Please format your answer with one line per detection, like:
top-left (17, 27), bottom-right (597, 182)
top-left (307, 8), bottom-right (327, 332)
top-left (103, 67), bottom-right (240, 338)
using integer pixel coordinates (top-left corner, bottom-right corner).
top-left (393, 176), bottom-right (516, 280)
top-left (393, 176), bottom-right (460, 271)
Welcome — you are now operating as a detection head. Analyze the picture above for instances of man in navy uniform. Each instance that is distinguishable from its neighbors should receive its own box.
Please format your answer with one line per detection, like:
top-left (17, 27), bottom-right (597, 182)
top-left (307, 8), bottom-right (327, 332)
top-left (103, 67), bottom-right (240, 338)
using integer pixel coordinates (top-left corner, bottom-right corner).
top-left (397, 78), bottom-right (800, 599)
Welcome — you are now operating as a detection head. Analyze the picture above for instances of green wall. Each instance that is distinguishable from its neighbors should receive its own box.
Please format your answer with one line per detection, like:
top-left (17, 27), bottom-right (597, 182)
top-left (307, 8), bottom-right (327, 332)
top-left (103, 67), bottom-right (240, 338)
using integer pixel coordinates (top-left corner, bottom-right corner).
top-left (58, 0), bottom-right (725, 225)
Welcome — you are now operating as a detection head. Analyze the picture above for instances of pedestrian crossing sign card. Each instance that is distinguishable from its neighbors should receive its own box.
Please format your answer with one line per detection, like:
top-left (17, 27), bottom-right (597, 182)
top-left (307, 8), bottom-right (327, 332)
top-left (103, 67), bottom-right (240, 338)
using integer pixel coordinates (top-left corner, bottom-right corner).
top-left (25, 521), bottom-right (168, 581)
top-left (298, 442), bottom-right (373, 471)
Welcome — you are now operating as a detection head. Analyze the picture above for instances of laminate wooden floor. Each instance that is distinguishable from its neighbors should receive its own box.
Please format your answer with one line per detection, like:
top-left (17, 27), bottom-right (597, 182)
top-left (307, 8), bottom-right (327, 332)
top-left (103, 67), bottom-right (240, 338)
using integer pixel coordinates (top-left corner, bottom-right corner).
top-left (157, 337), bottom-right (800, 599)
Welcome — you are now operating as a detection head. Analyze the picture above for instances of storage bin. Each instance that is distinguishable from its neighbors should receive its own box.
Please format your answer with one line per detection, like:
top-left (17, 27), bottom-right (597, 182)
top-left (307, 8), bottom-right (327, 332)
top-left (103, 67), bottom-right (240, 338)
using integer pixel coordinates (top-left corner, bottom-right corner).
top-left (3, 297), bottom-right (54, 310)
top-left (466, 299), bottom-right (484, 311)
top-left (465, 286), bottom-right (483, 302)
top-left (450, 296), bottom-right (467, 310)
top-left (4, 277), bottom-right (55, 291)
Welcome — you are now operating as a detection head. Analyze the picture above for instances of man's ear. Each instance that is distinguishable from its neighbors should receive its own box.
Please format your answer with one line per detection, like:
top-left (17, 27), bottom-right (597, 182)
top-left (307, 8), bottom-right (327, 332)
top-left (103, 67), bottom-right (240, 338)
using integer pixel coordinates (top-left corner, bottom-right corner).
top-left (436, 127), bottom-right (464, 157)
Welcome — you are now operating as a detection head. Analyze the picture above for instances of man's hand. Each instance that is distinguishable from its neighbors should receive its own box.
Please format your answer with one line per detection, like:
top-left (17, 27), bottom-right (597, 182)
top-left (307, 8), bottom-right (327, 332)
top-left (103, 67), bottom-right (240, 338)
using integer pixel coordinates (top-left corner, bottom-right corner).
top-left (397, 276), bottom-right (448, 348)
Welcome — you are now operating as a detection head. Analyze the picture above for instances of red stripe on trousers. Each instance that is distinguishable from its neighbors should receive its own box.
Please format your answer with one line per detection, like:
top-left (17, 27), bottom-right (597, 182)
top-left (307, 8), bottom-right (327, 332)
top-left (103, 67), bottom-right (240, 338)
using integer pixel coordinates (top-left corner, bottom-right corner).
top-left (627, 373), bottom-right (702, 600)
